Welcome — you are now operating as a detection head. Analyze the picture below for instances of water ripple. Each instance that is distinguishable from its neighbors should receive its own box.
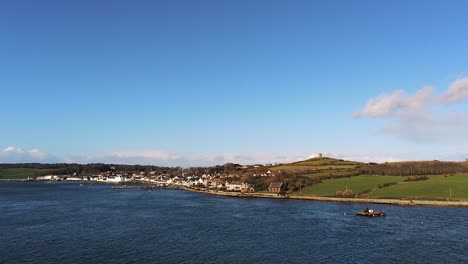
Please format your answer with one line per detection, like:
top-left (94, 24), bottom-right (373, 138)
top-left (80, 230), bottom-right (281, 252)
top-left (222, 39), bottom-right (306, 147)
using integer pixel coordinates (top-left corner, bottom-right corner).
top-left (1, 182), bottom-right (468, 264)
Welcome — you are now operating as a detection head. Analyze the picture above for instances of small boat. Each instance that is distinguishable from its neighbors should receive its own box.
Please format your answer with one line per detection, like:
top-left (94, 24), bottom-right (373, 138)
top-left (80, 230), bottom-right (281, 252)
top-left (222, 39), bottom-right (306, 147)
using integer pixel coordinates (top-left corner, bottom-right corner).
top-left (356, 209), bottom-right (387, 217)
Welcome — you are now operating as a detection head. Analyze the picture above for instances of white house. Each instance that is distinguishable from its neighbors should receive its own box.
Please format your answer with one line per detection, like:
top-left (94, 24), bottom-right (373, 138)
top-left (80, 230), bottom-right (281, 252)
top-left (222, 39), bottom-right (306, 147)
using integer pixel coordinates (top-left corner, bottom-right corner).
top-left (225, 182), bottom-right (242, 191)
top-left (36, 175), bottom-right (53, 180)
top-left (65, 177), bottom-right (82, 181)
top-left (98, 175), bottom-right (127, 183)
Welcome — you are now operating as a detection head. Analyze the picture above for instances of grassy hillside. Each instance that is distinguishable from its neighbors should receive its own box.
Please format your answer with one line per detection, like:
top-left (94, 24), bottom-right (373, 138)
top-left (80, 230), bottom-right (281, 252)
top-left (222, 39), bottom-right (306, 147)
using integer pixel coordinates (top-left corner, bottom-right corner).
top-left (369, 174), bottom-right (468, 199)
top-left (299, 175), bottom-right (405, 196)
top-left (282, 158), bottom-right (468, 200)
top-left (302, 170), bottom-right (352, 178)
top-left (0, 168), bottom-right (53, 179)
top-left (271, 158), bottom-right (362, 177)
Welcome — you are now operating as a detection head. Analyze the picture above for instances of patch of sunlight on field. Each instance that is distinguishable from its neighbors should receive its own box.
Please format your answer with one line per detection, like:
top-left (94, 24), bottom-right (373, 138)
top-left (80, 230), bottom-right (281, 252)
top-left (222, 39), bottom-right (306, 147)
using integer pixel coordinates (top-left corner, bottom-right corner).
top-left (0, 168), bottom-right (52, 179)
top-left (301, 175), bottom-right (405, 196)
top-left (370, 174), bottom-right (468, 199)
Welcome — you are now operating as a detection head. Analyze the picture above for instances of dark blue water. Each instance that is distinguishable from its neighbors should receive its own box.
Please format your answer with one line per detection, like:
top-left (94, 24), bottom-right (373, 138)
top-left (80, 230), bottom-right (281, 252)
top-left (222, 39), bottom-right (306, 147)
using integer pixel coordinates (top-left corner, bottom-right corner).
top-left (1, 182), bottom-right (467, 264)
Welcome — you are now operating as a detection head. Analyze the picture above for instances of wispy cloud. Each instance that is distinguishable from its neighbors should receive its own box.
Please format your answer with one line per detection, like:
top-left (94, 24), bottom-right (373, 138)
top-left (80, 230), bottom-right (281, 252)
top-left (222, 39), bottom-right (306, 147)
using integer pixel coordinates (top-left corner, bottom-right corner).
top-left (63, 150), bottom-right (316, 167)
top-left (63, 150), bottom-right (413, 166)
top-left (378, 111), bottom-right (468, 143)
top-left (3, 146), bottom-right (307, 166)
top-left (64, 150), bottom-right (185, 166)
top-left (353, 86), bottom-right (434, 118)
top-left (440, 78), bottom-right (468, 104)
top-left (354, 77), bottom-right (468, 143)
top-left (0, 146), bottom-right (50, 163)
top-left (1, 145), bottom-right (407, 166)
top-left (307, 152), bottom-right (406, 163)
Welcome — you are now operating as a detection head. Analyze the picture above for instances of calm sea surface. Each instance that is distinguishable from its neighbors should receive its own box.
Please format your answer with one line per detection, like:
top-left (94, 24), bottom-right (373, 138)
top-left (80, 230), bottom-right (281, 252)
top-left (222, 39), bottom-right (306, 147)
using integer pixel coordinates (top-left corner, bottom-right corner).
top-left (1, 181), bottom-right (467, 264)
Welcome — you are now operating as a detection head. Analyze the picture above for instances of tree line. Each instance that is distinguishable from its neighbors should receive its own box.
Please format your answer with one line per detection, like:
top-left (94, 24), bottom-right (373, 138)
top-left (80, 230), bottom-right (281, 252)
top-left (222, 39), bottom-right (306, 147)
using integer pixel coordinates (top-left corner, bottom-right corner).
top-left (0, 163), bottom-right (182, 176)
top-left (360, 161), bottom-right (468, 176)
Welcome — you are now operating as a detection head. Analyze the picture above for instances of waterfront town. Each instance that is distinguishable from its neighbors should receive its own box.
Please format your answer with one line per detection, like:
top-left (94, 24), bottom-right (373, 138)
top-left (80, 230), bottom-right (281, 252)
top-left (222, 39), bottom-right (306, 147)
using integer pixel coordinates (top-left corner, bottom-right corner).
top-left (15, 157), bottom-right (468, 207)
top-left (33, 164), bottom-right (286, 194)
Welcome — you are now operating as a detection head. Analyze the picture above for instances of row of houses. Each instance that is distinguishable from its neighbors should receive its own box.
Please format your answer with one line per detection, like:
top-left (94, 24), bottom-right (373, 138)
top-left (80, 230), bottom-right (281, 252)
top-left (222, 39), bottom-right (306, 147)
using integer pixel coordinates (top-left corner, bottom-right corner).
top-left (34, 172), bottom-right (286, 194)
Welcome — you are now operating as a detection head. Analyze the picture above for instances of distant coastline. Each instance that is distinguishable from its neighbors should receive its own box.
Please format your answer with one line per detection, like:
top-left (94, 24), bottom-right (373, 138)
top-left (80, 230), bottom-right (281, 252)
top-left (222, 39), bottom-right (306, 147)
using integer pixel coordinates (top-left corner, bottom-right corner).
top-left (3, 157), bottom-right (468, 205)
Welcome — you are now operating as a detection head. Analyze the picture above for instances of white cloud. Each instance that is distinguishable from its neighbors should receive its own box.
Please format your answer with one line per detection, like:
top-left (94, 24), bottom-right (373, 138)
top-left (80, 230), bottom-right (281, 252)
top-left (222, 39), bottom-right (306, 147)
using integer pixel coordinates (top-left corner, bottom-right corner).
top-left (353, 86), bottom-right (434, 119)
top-left (2, 146), bottom-right (20, 153)
top-left (440, 78), bottom-right (468, 104)
top-left (406, 86), bottom-right (434, 109)
top-left (109, 150), bottom-right (182, 162)
top-left (354, 78), bottom-right (468, 143)
top-left (0, 146), bottom-right (418, 165)
top-left (308, 152), bottom-right (403, 164)
top-left (353, 90), bottom-right (405, 118)
top-left (63, 150), bottom-right (317, 167)
top-left (0, 146), bottom-right (50, 163)
top-left (3, 146), bottom-right (24, 153)
top-left (64, 150), bottom-right (410, 166)
top-left (28, 149), bottom-right (48, 160)
top-left (63, 149), bottom-right (182, 166)
top-left (3, 146), bottom-right (330, 166)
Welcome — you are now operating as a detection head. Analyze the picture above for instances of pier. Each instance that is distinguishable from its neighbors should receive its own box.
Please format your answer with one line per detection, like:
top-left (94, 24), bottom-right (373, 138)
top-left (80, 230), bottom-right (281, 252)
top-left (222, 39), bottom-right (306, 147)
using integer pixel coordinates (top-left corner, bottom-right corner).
top-left (112, 185), bottom-right (156, 190)
top-left (111, 184), bottom-right (179, 190)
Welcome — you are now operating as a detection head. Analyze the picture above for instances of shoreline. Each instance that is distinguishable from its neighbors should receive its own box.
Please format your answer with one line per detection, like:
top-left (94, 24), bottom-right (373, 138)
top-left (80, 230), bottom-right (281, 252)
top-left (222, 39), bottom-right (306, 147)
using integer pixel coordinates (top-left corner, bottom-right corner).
top-left (3, 180), bottom-right (468, 207)
top-left (182, 187), bottom-right (468, 207)
top-left (0, 179), bottom-right (29, 181)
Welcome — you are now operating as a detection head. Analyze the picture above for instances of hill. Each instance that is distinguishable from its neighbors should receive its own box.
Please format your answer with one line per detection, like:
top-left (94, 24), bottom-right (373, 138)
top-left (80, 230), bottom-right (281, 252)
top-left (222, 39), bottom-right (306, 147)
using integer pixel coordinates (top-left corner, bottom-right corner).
top-left (294, 159), bottom-right (468, 200)
top-left (269, 157), bottom-right (362, 178)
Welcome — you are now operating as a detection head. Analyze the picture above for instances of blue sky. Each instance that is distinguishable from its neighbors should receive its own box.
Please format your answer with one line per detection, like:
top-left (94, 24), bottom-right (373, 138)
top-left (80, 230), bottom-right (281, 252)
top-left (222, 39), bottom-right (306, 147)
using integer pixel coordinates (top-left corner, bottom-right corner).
top-left (1, 0), bottom-right (468, 166)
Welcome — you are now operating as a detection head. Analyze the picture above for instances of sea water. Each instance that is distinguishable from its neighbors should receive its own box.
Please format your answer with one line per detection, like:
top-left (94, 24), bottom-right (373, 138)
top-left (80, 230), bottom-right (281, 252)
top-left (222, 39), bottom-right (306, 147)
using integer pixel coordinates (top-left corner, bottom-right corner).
top-left (1, 181), bottom-right (467, 264)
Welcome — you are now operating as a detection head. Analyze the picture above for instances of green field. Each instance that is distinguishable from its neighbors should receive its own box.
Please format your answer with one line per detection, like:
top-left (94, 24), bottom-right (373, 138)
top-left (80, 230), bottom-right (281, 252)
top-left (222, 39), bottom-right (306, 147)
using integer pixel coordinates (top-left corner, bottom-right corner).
top-left (0, 168), bottom-right (53, 179)
top-left (271, 157), bottom-right (361, 171)
top-left (303, 170), bottom-right (353, 178)
top-left (300, 175), bottom-right (405, 196)
top-left (370, 174), bottom-right (468, 199)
